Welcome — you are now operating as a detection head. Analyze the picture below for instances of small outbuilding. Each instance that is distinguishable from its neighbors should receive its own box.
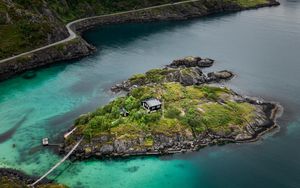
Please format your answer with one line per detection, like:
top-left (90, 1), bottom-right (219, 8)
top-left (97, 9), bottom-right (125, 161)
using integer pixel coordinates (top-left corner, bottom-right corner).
top-left (120, 107), bottom-right (129, 117)
top-left (42, 138), bottom-right (49, 146)
top-left (141, 98), bottom-right (162, 112)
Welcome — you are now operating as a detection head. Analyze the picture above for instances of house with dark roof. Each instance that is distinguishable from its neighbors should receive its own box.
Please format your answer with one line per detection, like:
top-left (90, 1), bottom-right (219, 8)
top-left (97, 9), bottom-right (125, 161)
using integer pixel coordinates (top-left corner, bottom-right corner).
top-left (141, 98), bottom-right (162, 112)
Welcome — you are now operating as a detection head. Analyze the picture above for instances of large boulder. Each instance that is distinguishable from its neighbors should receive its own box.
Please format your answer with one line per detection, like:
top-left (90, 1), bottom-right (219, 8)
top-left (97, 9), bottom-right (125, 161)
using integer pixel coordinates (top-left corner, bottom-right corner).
top-left (179, 67), bottom-right (207, 85)
top-left (99, 144), bottom-right (114, 154)
top-left (169, 56), bottom-right (214, 68)
top-left (235, 133), bottom-right (253, 141)
top-left (207, 70), bottom-right (234, 82)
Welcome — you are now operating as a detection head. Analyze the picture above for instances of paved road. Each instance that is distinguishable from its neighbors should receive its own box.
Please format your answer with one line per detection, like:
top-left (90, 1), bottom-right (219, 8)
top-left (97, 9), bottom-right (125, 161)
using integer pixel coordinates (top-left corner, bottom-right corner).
top-left (0, 0), bottom-right (199, 64)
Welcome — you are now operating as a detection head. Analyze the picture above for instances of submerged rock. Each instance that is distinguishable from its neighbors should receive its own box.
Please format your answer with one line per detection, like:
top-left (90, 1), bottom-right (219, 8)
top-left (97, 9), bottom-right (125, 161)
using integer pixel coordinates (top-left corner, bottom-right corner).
top-left (22, 71), bottom-right (37, 79)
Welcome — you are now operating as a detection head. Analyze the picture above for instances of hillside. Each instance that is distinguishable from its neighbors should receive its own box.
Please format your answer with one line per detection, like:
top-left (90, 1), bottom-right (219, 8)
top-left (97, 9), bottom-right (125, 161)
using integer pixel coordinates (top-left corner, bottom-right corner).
top-left (0, 0), bottom-right (182, 59)
top-left (0, 0), bottom-right (277, 60)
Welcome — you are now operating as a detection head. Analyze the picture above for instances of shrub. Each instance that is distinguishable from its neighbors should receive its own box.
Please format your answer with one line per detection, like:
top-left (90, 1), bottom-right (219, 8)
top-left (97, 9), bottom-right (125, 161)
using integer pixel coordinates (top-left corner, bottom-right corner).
top-left (131, 110), bottom-right (144, 122)
top-left (165, 108), bottom-right (181, 119)
top-left (200, 86), bottom-right (219, 101)
top-left (74, 114), bottom-right (90, 125)
top-left (89, 116), bottom-right (111, 131)
top-left (129, 73), bottom-right (146, 85)
top-left (141, 112), bottom-right (161, 124)
top-left (182, 108), bottom-right (205, 132)
top-left (124, 96), bottom-right (139, 110)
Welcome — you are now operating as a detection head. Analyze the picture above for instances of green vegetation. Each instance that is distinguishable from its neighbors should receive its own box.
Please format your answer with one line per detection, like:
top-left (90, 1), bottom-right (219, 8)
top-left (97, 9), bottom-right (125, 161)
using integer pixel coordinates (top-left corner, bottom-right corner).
top-left (0, 176), bottom-right (26, 188)
top-left (234, 0), bottom-right (268, 7)
top-left (129, 68), bottom-right (176, 85)
top-left (46, 0), bottom-right (185, 23)
top-left (0, 1), bottom-right (63, 59)
top-left (0, 0), bottom-right (273, 59)
top-left (0, 23), bottom-right (52, 58)
top-left (0, 176), bottom-right (67, 188)
top-left (73, 82), bottom-right (255, 141)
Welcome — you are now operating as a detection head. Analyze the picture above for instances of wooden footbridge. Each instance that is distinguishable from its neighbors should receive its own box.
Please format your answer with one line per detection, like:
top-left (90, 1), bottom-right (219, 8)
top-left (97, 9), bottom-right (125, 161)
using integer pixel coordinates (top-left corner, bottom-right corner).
top-left (29, 138), bottom-right (83, 187)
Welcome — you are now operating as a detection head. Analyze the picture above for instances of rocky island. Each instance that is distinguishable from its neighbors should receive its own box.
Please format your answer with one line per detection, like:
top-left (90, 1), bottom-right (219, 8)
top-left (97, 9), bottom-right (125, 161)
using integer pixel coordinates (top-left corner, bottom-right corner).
top-left (62, 56), bottom-right (280, 159)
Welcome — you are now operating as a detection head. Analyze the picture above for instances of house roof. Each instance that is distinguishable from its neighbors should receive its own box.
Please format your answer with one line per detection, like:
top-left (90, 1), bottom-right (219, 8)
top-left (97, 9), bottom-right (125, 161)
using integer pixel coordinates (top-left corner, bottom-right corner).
top-left (143, 98), bottom-right (161, 107)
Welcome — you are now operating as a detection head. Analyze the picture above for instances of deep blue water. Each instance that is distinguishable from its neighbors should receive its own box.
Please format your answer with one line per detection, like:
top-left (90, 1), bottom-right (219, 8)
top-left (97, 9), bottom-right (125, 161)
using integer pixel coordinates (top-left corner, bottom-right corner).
top-left (0, 0), bottom-right (300, 187)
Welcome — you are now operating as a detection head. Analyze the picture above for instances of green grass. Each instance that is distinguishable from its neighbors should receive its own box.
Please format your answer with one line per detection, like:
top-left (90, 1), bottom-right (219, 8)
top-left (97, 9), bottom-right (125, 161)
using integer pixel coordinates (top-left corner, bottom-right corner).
top-left (0, 21), bottom-right (54, 59)
top-left (228, 0), bottom-right (268, 7)
top-left (0, 176), bottom-right (67, 188)
top-left (72, 83), bottom-right (256, 142)
top-left (129, 68), bottom-right (176, 85)
top-left (0, 25), bottom-right (25, 58)
top-left (199, 102), bottom-right (255, 133)
top-left (0, 176), bottom-right (26, 188)
top-left (144, 137), bottom-right (154, 147)
top-left (0, 2), bottom-right (7, 12)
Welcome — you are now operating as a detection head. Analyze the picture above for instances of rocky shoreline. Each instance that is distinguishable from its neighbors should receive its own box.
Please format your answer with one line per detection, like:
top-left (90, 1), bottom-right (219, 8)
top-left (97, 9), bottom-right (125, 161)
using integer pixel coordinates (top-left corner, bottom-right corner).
top-left (111, 56), bottom-right (234, 92)
top-left (61, 56), bottom-right (282, 160)
top-left (0, 0), bottom-right (279, 81)
top-left (0, 168), bottom-right (65, 187)
top-left (0, 38), bottom-right (96, 81)
top-left (65, 101), bottom-right (280, 160)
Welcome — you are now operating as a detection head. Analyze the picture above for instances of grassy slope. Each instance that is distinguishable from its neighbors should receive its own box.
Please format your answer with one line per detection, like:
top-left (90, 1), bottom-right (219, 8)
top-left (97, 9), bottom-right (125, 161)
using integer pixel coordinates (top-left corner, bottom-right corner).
top-left (72, 82), bottom-right (255, 143)
top-left (48, 0), bottom-right (185, 23)
top-left (228, 0), bottom-right (268, 7)
top-left (0, 0), bottom-right (271, 60)
top-left (0, 0), bottom-right (63, 59)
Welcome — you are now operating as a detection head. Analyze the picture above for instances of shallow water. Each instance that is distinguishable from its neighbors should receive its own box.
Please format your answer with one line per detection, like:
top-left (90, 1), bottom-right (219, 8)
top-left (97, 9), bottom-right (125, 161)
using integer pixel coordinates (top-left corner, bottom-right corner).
top-left (1, 0), bottom-right (300, 187)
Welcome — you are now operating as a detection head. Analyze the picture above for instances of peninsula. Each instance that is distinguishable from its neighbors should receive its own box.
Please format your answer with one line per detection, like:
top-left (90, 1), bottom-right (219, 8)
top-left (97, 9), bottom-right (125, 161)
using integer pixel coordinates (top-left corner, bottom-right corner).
top-left (61, 56), bottom-right (280, 159)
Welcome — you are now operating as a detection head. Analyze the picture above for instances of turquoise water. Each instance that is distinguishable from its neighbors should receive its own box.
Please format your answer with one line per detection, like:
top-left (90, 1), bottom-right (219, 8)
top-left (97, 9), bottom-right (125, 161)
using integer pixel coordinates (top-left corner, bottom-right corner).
top-left (1, 0), bottom-right (300, 187)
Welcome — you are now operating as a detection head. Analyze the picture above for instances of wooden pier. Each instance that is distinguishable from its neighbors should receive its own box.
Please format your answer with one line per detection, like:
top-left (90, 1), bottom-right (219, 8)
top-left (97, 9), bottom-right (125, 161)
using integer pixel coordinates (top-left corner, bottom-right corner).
top-left (29, 138), bottom-right (83, 187)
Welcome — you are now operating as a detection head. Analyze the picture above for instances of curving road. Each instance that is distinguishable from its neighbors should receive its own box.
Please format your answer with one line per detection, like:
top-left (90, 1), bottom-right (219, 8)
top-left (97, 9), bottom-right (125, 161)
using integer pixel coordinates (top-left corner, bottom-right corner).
top-left (0, 0), bottom-right (199, 64)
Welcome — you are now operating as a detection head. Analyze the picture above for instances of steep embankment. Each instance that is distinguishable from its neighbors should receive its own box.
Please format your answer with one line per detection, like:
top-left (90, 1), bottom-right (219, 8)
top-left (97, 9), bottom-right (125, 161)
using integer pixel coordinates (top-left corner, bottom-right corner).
top-left (0, 0), bottom-right (279, 81)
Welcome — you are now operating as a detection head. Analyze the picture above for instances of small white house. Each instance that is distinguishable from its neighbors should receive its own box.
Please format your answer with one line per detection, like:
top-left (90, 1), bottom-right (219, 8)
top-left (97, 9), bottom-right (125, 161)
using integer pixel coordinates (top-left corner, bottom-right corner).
top-left (42, 138), bottom-right (49, 146)
top-left (141, 98), bottom-right (162, 112)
